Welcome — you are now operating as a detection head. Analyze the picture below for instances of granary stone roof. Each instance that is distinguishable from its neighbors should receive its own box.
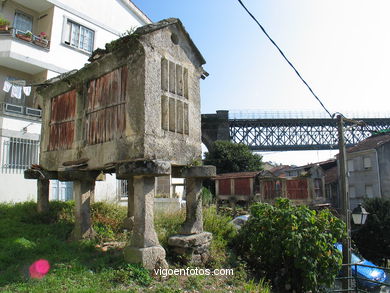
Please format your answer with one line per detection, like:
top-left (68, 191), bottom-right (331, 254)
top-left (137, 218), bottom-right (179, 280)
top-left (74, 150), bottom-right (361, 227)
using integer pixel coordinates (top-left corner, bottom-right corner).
top-left (134, 18), bottom-right (206, 65)
top-left (88, 18), bottom-right (205, 65)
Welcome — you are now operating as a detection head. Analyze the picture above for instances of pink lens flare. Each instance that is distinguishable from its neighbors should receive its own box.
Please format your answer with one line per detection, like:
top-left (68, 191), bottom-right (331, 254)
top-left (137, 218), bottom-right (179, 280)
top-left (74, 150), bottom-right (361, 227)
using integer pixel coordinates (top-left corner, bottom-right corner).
top-left (29, 259), bottom-right (50, 279)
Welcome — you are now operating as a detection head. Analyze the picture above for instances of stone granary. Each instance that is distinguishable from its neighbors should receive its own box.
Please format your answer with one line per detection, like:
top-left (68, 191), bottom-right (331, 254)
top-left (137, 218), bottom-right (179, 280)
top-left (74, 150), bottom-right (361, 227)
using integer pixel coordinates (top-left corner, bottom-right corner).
top-left (25, 18), bottom-right (215, 269)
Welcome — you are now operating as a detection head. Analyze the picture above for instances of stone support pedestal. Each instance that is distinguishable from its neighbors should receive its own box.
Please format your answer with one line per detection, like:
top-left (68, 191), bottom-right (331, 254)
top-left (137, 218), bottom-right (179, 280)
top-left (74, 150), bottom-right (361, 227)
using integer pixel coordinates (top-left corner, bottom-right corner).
top-left (168, 232), bottom-right (212, 265)
top-left (37, 179), bottom-right (50, 213)
top-left (169, 165), bottom-right (216, 265)
top-left (119, 160), bottom-right (170, 270)
top-left (71, 180), bottom-right (96, 240)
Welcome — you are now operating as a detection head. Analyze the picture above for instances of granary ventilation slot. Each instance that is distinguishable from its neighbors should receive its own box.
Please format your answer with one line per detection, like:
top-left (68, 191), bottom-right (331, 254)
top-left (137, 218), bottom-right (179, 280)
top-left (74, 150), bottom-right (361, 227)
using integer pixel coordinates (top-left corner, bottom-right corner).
top-left (160, 58), bottom-right (189, 135)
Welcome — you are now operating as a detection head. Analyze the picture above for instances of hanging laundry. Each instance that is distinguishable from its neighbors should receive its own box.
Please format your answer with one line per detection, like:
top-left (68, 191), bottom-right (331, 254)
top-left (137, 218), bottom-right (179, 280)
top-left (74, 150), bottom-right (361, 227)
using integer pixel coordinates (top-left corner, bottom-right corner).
top-left (23, 86), bottom-right (31, 96)
top-left (3, 80), bottom-right (12, 93)
top-left (11, 85), bottom-right (22, 99)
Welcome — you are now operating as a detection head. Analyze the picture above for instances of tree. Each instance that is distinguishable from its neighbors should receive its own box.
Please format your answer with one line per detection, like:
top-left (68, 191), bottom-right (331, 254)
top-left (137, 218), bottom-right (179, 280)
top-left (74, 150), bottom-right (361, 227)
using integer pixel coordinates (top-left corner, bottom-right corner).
top-left (203, 140), bottom-right (263, 174)
top-left (352, 198), bottom-right (390, 266)
top-left (233, 198), bottom-right (345, 292)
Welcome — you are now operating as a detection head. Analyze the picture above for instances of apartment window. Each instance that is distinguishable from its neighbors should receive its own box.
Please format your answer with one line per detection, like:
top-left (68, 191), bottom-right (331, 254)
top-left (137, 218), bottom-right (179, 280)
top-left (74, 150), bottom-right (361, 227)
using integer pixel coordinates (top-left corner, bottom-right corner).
top-left (347, 159), bottom-right (354, 172)
top-left (14, 11), bottom-right (33, 33)
top-left (117, 180), bottom-right (128, 199)
top-left (365, 185), bottom-right (374, 198)
top-left (51, 180), bottom-right (73, 201)
top-left (64, 19), bottom-right (94, 53)
top-left (1, 137), bottom-right (39, 174)
top-left (363, 157), bottom-right (372, 169)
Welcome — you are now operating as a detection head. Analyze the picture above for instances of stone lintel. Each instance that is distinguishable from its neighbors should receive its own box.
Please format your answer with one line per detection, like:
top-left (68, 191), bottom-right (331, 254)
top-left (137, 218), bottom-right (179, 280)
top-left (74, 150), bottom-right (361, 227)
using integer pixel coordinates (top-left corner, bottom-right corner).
top-left (57, 170), bottom-right (100, 182)
top-left (124, 245), bottom-right (167, 270)
top-left (168, 232), bottom-right (212, 248)
top-left (24, 169), bottom-right (58, 180)
top-left (116, 160), bottom-right (171, 179)
top-left (175, 165), bottom-right (216, 178)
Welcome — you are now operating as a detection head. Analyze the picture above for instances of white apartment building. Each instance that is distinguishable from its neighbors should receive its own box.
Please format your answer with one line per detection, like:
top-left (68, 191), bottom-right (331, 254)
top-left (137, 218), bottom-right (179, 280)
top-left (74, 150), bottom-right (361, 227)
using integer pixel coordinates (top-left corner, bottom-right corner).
top-left (0, 0), bottom-right (151, 202)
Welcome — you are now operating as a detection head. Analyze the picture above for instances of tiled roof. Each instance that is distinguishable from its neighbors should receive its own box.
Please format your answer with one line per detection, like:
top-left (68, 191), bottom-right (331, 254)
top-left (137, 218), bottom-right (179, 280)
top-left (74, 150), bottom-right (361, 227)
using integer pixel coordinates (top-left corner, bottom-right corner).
top-left (347, 134), bottom-right (390, 153)
top-left (268, 165), bottom-right (291, 176)
top-left (214, 171), bottom-right (262, 179)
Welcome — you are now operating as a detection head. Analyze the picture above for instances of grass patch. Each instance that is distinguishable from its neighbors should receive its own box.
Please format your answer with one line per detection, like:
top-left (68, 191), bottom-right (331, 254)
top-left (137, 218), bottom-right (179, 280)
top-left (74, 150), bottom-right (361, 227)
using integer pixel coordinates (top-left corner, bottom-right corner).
top-left (0, 201), bottom-right (271, 292)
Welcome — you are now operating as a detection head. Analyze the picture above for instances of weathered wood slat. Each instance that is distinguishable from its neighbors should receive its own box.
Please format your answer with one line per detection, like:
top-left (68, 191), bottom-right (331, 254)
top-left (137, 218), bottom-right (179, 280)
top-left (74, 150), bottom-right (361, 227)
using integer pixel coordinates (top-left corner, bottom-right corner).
top-left (85, 66), bottom-right (127, 145)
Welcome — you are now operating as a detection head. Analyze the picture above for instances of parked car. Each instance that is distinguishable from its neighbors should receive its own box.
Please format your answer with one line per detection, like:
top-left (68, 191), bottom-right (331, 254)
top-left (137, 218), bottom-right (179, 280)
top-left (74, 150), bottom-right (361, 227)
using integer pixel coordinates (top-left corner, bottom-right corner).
top-left (230, 214), bottom-right (250, 229)
top-left (335, 243), bottom-right (387, 289)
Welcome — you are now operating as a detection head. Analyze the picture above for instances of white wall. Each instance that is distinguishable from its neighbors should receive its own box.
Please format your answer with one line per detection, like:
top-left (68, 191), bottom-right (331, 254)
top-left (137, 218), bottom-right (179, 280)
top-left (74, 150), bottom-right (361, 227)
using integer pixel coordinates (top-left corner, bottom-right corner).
top-left (45, 0), bottom-right (149, 73)
top-left (95, 174), bottom-right (118, 202)
top-left (1, 117), bottom-right (41, 135)
top-left (53, 0), bottom-right (149, 33)
top-left (0, 173), bottom-right (37, 202)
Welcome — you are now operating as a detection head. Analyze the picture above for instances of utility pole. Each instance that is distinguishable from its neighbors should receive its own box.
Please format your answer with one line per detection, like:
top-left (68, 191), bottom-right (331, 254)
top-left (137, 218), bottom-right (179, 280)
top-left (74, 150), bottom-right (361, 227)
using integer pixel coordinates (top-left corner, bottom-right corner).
top-left (337, 114), bottom-right (352, 291)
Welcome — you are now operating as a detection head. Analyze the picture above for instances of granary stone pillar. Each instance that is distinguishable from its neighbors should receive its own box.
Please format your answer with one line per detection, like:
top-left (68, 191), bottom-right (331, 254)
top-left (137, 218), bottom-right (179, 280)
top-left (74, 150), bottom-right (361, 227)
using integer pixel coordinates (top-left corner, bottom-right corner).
top-left (123, 177), bottom-right (135, 231)
top-left (117, 160), bottom-right (170, 270)
top-left (72, 180), bottom-right (96, 240)
top-left (131, 176), bottom-right (159, 247)
top-left (168, 165), bottom-right (216, 265)
top-left (24, 168), bottom-right (57, 214)
top-left (37, 179), bottom-right (50, 213)
top-left (181, 177), bottom-right (203, 234)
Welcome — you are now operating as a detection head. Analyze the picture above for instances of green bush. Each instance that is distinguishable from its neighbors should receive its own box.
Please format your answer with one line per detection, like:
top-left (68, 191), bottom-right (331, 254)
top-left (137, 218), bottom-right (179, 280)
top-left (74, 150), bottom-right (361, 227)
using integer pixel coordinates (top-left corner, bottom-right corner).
top-left (233, 198), bottom-right (345, 292)
top-left (154, 209), bottom-right (185, 249)
top-left (203, 206), bottom-right (236, 266)
top-left (201, 187), bottom-right (213, 206)
top-left (108, 263), bottom-right (152, 286)
top-left (352, 198), bottom-right (390, 265)
top-left (90, 202), bottom-right (127, 242)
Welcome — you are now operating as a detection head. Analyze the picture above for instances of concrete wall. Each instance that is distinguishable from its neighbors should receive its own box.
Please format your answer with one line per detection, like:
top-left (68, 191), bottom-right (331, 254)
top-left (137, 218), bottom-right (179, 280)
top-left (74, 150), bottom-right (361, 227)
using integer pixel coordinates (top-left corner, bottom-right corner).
top-left (95, 174), bottom-right (118, 202)
top-left (377, 143), bottom-right (390, 198)
top-left (0, 173), bottom-right (36, 202)
top-left (54, 0), bottom-right (149, 33)
top-left (347, 149), bottom-right (381, 208)
top-left (47, 0), bottom-right (149, 73)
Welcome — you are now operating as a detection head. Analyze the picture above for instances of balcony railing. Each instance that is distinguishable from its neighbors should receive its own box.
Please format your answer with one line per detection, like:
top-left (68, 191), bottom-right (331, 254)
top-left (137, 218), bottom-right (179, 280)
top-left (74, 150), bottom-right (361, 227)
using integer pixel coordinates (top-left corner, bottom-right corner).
top-left (0, 28), bottom-right (50, 49)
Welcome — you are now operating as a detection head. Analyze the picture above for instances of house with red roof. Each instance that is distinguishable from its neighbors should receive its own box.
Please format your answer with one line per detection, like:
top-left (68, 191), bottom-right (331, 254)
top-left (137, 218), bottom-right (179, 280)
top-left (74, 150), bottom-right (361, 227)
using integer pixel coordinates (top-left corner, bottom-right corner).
top-left (344, 133), bottom-right (390, 208)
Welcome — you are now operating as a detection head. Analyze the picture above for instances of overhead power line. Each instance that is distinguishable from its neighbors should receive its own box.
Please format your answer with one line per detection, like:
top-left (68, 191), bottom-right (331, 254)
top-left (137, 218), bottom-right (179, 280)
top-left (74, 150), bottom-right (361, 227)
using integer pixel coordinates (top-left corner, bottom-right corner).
top-left (237, 0), bottom-right (333, 119)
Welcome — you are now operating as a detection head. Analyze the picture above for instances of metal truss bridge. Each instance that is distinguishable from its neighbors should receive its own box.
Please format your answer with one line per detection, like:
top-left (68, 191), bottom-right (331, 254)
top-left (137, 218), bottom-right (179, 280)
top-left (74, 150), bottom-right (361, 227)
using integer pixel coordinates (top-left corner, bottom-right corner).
top-left (201, 110), bottom-right (390, 151)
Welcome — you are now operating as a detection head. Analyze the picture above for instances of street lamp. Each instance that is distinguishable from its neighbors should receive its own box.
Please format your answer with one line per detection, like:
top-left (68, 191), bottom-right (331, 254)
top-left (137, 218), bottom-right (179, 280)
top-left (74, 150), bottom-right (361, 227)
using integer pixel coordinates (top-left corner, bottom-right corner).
top-left (337, 115), bottom-right (367, 291)
top-left (352, 204), bottom-right (369, 226)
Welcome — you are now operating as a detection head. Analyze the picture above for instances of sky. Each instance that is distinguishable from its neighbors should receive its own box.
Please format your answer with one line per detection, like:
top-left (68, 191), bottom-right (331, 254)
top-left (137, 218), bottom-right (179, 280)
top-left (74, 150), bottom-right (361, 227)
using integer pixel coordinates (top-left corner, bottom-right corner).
top-left (131, 0), bottom-right (390, 165)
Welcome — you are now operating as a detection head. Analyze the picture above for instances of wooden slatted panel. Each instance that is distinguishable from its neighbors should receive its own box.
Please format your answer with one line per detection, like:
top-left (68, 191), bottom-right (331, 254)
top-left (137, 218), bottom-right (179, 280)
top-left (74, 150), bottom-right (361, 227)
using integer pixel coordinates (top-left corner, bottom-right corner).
top-left (286, 179), bottom-right (308, 199)
top-left (48, 90), bottom-right (76, 151)
top-left (86, 66), bottom-right (127, 145)
top-left (218, 179), bottom-right (231, 195)
top-left (263, 181), bottom-right (276, 199)
top-left (234, 178), bottom-right (251, 195)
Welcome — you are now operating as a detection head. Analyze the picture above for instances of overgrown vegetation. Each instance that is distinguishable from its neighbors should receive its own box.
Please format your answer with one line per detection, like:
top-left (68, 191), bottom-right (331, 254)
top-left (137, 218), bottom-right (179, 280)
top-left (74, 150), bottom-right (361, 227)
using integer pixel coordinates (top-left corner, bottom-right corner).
top-left (352, 197), bottom-right (390, 266)
top-left (233, 198), bottom-right (345, 292)
top-left (203, 140), bottom-right (263, 174)
top-left (0, 201), bottom-right (270, 292)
